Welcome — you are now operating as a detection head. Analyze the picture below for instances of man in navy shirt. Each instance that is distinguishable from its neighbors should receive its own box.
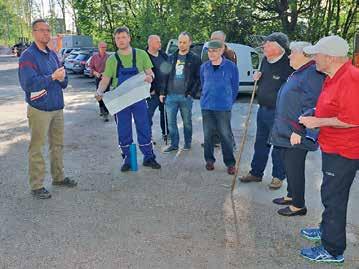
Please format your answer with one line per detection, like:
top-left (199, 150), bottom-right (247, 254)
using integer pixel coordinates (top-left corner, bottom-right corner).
top-left (18, 19), bottom-right (77, 199)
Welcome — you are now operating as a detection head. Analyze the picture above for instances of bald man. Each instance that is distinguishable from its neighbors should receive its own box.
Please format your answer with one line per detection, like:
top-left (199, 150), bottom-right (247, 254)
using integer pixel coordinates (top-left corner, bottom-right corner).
top-left (89, 41), bottom-right (110, 121)
top-left (146, 35), bottom-right (170, 142)
top-left (210, 31), bottom-right (237, 64)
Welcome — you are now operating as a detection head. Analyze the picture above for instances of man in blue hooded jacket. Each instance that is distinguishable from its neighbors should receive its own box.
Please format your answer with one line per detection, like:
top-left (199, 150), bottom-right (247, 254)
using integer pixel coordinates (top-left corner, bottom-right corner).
top-left (200, 40), bottom-right (239, 175)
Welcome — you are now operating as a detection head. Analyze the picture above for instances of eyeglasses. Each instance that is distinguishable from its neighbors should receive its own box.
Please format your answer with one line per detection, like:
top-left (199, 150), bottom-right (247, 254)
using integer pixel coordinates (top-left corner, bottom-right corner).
top-left (33, 29), bottom-right (51, 33)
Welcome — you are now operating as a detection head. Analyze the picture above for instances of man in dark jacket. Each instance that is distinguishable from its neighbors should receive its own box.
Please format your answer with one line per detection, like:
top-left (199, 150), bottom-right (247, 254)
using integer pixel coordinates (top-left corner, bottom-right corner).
top-left (146, 35), bottom-right (170, 142)
top-left (160, 32), bottom-right (201, 152)
top-left (18, 19), bottom-right (77, 199)
top-left (240, 32), bottom-right (294, 190)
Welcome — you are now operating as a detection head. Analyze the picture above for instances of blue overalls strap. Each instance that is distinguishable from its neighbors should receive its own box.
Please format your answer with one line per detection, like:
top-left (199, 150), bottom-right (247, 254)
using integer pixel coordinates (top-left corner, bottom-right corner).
top-left (115, 48), bottom-right (137, 78)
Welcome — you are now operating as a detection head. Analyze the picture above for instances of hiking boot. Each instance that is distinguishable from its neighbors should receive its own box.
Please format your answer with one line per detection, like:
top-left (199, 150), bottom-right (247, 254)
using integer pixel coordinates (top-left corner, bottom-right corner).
top-left (227, 166), bottom-right (236, 175)
top-left (52, 177), bottom-right (77, 187)
top-left (205, 162), bottom-right (214, 171)
top-left (268, 177), bottom-right (283, 189)
top-left (300, 245), bottom-right (344, 264)
top-left (163, 145), bottom-right (178, 153)
top-left (143, 159), bottom-right (161, 169)
top-left (121, 163), bottom-right (131, 172)
top-left (239, 173), bottom-right (262, 183)
top-left (31, 187), bottom-right (52, 199)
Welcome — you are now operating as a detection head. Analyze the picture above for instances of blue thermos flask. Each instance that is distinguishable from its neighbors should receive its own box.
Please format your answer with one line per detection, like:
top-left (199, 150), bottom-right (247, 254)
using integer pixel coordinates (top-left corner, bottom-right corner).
top-left (129, 143), bottom-right (138, 171)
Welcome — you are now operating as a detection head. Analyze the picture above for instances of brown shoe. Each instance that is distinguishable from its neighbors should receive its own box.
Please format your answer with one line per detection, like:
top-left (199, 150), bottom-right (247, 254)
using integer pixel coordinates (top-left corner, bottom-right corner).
top-left (239, 173), bottom-right (262, 183)
top-left (227, 166), bottom-right (236, 175)
top-left (205, 162), bottom-right (214, 171)
top-left (268, 177), bottom-right (283, 190)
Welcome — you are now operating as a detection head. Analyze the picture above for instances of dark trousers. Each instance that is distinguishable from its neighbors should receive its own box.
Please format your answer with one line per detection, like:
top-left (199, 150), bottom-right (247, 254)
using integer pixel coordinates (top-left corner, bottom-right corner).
top-left (250, 106), bottom-right (285, 180)
top-left (281, 147), bottom-right (308, 208)
top-left (146, 93), bottom-right (167, 136)
top-left (202, 110), bottom-right (235, 167)
top-left (95, 77), bottom-right (109, 114)
top-left (320, 152), bottom-right (358, 256)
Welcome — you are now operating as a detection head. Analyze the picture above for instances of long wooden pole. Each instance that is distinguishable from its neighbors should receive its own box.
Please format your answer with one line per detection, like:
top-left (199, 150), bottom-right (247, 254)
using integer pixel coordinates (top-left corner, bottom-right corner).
top-left (230, 78), bottom-right (259, 192)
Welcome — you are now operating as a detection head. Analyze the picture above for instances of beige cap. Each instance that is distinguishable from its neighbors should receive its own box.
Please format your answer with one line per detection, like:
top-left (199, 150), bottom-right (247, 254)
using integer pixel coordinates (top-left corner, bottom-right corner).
top-left (303, 35), bottom-right (349, 57)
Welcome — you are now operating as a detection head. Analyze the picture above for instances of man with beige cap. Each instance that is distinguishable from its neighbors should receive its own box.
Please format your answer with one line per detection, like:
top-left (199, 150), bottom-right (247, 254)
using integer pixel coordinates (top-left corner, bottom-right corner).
top-left (298, 35), bottom-right (359, 264)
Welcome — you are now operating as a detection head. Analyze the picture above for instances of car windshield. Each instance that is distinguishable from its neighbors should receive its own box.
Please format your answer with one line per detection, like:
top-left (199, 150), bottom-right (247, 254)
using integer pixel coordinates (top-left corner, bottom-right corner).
top-left (67, 53), bottom-right (79, 59)
top-left (75, 54), bottom-right (89, 61)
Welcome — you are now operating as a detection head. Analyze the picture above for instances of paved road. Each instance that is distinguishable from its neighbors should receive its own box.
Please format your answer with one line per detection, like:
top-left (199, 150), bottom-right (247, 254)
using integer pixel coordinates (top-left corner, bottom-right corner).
top-left (0, 56), bottom-right (358, 269)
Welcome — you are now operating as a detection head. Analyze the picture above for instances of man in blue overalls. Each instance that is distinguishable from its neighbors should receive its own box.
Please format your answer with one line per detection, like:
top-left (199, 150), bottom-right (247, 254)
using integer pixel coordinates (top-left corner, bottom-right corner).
top-left (95, 26), bottom-right (161, 172)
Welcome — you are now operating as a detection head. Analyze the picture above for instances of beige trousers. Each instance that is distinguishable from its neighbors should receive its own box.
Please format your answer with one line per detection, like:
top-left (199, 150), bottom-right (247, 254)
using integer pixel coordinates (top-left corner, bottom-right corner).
top-left (27, 106), bottom-right (64, 190)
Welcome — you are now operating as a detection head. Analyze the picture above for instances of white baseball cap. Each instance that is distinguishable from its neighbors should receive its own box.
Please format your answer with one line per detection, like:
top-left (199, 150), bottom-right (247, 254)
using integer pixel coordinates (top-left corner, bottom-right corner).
top-left (303, 35), bottom-right (349, 57)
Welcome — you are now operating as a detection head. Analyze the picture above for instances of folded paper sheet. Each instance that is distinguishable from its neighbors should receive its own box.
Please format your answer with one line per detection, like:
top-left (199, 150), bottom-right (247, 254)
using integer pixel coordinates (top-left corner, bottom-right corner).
top-left (103, 72), bottom-right (151, 115)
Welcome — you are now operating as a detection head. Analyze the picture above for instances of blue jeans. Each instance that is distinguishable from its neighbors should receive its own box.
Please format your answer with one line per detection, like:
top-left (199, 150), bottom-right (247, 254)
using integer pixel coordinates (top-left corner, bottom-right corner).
top-left (146, 93), bottom-right (167, 136)
top-left (202, 110), bottom-right (235, 167)
top-left (250, 106), bottom-right (285, 180)
top-left (165, 94), bottom-right (193, 148)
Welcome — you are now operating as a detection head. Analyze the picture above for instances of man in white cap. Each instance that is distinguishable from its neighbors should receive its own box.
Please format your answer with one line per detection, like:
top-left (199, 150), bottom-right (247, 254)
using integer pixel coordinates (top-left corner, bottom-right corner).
top-left (299, 35), bottom-right (359, 264)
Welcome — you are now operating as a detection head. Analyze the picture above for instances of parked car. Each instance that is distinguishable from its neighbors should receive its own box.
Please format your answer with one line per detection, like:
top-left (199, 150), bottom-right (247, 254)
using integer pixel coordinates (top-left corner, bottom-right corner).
top-left (83, 56), bottom-right (94, 78)
top-left (72, 51), bottom-right (93, 74)
top-left (58, 47), bottom-right (76, 63)
top-left (64, 50), bottom-right (81, 71)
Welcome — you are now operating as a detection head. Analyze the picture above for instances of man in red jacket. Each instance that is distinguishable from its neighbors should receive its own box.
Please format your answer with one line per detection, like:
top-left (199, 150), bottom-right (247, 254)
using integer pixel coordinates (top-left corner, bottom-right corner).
top-left (299, 35), bottom-right (359, 265)
top-left (89, 41), bottom-right (110, 122)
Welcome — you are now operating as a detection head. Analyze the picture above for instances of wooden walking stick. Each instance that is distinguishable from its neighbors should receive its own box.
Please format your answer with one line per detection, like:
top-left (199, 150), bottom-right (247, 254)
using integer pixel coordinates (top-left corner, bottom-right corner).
top-left (230, 77), bottom-right (260, 192)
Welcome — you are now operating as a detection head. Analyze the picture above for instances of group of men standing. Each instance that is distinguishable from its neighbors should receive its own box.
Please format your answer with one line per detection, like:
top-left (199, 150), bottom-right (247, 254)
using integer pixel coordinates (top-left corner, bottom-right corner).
top-left (18, 18), bottom-right (359, 265)
top-left (93, 28), bottom-right (239, 175)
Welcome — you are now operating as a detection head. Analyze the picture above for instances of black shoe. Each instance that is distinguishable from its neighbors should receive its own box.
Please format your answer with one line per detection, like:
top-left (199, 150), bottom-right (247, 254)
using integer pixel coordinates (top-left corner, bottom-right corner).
top-left (272, 197), bottom-right (293, 205)
top-left (143, 159), bottom-right (161, 169)
top-left (277, 206), bottom-right (307, 217)
top-left (163, 145), bottom-right (178, 153)
top-left (103, 113), bottom-right (109, 122)
top-left (121, 163), bottom-right (131, 172)
top-left (99, 107), bottom-right (105, 117)
top-left (52, 177), bottom-right (77, 187)
top-left (31, 187), bottom-right (52, 199)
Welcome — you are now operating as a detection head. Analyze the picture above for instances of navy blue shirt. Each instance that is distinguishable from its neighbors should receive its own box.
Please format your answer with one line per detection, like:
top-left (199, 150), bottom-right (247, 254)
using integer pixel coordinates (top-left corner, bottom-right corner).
top-left (18, 42), bottom-right (68, 111)
top-left (270, 61), bottom-right (325, 150)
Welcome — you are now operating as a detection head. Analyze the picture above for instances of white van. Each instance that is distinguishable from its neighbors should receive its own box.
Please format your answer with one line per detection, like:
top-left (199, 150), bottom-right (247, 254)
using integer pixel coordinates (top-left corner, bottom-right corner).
top-left (202, 42), bottom-right (262, 94)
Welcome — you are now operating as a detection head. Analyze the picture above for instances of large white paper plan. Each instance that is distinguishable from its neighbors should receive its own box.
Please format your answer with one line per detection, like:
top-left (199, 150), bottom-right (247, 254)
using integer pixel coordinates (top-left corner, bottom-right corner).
top-left (103, 72), bottom-right (151, 115)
